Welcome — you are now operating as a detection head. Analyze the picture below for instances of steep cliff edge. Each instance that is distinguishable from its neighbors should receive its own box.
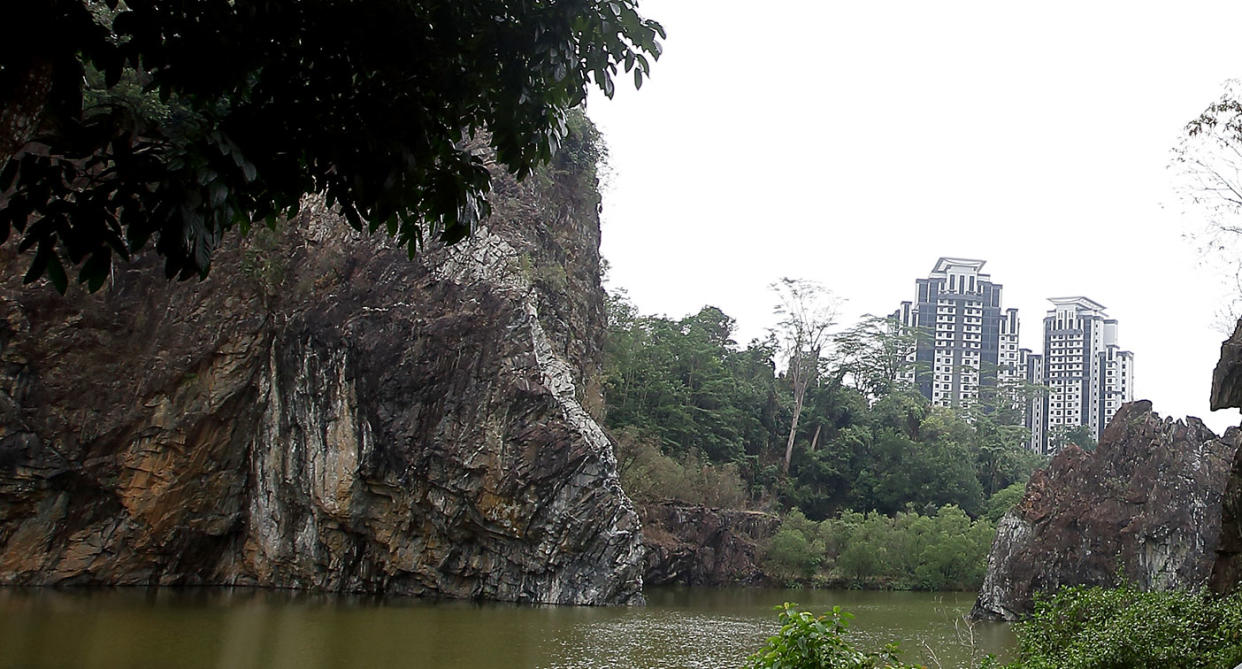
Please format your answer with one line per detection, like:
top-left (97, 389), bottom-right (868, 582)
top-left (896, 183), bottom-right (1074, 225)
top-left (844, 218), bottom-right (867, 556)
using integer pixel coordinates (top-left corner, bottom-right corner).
top-left (1210, 319), bottom-right (1242, 593)
top-left (0, 137), bottom-right (645, 604)
top-left (972, 401), bottom-right (1238, 620)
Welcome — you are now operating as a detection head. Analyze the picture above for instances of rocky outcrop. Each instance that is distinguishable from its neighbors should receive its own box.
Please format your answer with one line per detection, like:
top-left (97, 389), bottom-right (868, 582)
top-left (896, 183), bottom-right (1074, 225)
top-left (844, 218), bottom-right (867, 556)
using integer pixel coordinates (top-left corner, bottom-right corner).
top-left (1211, 318), bottom-right (1242, 412)
top-left (972, 401), bottom-right (1238, 620)
top-left (1210, 319), bottom-right (1242, 593)
top-left (0, 142), bottom-right (645, 604)
top-left (639, 503), bottom-right (778, 586)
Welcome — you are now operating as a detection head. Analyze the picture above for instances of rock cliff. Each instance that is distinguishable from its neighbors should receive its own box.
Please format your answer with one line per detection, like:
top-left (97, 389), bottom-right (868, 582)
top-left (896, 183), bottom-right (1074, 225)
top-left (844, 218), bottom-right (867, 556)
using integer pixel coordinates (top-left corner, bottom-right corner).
top-left (1210, 319), bottom-right (1242, 593)
top-left (971, 401), bottom-right (1238, 620)
top-left (639, 502), bottom-right (778, 586)
top-left (1211, 318), bottom-right (1242, 413)
top-left (0, 134), bottom-right (645, 604)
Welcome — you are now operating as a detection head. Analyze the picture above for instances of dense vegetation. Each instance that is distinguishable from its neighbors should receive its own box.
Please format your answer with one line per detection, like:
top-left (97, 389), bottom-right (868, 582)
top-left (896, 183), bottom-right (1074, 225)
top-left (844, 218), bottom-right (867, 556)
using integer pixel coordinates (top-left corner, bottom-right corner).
top-left (750, 587), bottom-right (1242, 668)
top-left (764, 506), bottom-right (995, 591)
top-left (604, 295), bottom-right (1046, 590)
top-left (1001, 585), bottom-right (1242, 668)
top-left (604, 295), bottom-right (1045, 519)
top-left (3, 0), bottom-right (662, 289)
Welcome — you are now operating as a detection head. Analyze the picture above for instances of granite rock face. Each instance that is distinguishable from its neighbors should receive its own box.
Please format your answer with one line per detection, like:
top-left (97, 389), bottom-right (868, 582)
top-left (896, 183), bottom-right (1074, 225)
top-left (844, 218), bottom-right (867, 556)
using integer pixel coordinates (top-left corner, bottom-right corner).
top-left (971, 401), bottom-right (1238, 620)
top-left (639, 502), bottom-right (778, 586)
top-left (0, 159), bottom-right (645, 604)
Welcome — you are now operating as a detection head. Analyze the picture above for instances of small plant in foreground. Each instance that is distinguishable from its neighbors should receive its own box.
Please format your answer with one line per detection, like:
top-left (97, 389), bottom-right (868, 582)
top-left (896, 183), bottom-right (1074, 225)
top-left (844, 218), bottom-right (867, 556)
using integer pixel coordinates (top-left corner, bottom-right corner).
top-left (745, 602), bottom-right (922, 668)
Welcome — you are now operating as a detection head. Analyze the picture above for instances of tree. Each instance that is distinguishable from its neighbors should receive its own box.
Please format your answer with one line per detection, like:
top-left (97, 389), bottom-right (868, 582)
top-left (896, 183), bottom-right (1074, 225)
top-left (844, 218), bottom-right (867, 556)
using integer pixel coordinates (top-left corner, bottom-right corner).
top-left (603, 298), bottom-right (776, 465)
top-left (834, 314), bottom-right (923, 401)
top-left (0, 0), bottom-right (663, 290)
top-left (972, 414), bottom-right (1043, 497)
top-left (770, 277), bottom-right (840, 476)
top-left (974, 367), bottom-right (1046, 428)
top-left (984, 481), bottom-right (1026, 523)
top-left (1048, 424), bottom-right (1097, 453)
top-left (1172, 79), bottom-right (1242, 329)
top-left (782, 381), bottom-right (869, 519)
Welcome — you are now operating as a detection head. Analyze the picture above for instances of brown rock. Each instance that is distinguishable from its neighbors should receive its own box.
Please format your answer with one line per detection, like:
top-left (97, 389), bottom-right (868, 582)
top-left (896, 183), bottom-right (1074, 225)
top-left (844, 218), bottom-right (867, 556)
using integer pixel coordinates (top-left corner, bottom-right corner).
top-left (0, 157), bottom-right (644, 604)
top-left (1210, 318), bottom-right (1242, 593)
top-left (971, 401), bottom-right (1238, 620)
top-left (1212, 318), bottom-right (1242, 411)
top-left (639, 502), bottom-right (778, 586)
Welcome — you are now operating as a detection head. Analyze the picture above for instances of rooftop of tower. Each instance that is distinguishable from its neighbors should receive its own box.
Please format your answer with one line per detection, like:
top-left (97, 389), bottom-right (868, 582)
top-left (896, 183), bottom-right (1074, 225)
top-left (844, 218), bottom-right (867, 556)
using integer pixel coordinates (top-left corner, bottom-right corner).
top-left (1047, 296), bottom-right (1108, 312)
top-left (931, 257), bottom-right (987, 274)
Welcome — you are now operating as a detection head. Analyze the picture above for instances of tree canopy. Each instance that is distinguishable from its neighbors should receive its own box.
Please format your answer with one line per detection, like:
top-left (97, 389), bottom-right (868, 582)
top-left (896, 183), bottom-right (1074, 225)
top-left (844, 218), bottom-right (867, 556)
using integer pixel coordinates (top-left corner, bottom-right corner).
top-left (0, 0), bottom-right (663, 290)
top-left (1172, 79), bottom-right (1242, 327)
top-left (602, 294), bottom-right (1048, 518)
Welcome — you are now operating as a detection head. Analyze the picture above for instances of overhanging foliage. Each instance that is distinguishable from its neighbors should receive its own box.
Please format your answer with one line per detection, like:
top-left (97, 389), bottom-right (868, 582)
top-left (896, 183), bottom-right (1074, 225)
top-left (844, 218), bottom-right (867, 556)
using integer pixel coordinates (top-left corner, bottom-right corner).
top-left (0, 0), bottom-right (663, 290)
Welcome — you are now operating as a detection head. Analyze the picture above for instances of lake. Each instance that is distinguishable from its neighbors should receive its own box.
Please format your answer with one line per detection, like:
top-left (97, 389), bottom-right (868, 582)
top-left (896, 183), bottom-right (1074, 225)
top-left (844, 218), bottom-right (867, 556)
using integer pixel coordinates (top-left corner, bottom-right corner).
top-left (0, 586), bottom-right (1015, 668)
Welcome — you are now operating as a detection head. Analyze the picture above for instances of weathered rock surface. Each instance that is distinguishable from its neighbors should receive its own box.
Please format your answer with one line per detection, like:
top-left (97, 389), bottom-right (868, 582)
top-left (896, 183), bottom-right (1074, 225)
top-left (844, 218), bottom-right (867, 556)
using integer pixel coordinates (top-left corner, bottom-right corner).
top-left (639, 502), bottom-right (778, 586)
top-left (971, 401), bottom-right (1238, 620)
top-left (1210, 318), bottom-right (1242, 593)
top-left (0, 155), bottom-right (645, 604)
top-left (1212, 318), bottom-right (1242, 412)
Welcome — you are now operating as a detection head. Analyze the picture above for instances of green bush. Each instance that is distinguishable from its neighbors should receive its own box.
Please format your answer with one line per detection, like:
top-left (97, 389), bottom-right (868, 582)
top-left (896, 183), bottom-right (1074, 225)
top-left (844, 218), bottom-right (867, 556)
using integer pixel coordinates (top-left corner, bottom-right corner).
top-left (984, 483), bottom-right (1026, 523)
top-left (745, 603), bottom-right (919, 669)
top-left (764, 505), bottom-right (994, 590)
top-left (612, 428), bottom-right (748, 508)
top-left (766, 529), bottom-right (816, 579)
top-left (1004, 584), bottom-right (1242, 668)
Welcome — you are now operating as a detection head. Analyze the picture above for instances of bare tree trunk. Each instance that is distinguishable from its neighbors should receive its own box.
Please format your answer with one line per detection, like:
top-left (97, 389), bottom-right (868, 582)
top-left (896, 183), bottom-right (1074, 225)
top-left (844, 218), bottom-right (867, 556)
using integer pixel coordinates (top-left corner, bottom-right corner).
top-left (782, 392), bottom-right (804, 476)
top-left (770, 277), bottom-right (839, 478)
top-left (808, 423), bottom-right (821, 453)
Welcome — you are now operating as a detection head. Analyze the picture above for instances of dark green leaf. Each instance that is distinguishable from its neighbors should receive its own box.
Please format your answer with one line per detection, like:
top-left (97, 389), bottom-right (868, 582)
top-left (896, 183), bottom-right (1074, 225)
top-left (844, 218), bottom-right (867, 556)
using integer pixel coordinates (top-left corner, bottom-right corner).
top-left (22, 241), bottom-right (50, 284)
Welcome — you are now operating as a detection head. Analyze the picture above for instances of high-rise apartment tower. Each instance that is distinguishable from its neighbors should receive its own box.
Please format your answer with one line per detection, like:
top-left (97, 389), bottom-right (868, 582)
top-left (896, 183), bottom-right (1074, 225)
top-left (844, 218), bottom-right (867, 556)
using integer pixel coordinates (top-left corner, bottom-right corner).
top-left (894, 261), bottom-right (1135, 454)
top-left (1040, 296), bottom-right (1134, 452)
top-left (893, 258), bottom-right (1024, 409)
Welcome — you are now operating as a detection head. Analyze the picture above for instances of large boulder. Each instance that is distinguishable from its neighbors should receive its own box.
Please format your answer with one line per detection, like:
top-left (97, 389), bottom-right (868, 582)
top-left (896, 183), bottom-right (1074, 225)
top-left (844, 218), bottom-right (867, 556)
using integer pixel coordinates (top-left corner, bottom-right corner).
top-left (972, 401), bottom-right (1238, 620)
top-left (0, 146), bottom-right (645, 604)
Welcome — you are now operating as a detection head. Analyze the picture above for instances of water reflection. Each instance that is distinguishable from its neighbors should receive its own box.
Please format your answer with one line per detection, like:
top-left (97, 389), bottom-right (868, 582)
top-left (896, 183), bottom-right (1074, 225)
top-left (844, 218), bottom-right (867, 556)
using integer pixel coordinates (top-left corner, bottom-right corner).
top-left (0, 586), bottom-right (1014, 668)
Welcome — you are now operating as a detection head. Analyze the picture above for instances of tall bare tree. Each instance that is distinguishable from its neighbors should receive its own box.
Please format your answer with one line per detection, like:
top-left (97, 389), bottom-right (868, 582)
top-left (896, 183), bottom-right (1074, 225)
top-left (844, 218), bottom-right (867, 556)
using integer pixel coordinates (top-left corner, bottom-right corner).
top-left (770, 277), bottom-right (840, 476)
top-left (1172, 79), bottom-right (1242, 330)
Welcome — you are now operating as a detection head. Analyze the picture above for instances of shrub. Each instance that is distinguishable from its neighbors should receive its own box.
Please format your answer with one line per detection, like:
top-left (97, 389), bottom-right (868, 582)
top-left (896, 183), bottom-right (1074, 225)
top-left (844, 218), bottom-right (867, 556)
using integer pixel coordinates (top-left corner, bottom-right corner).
top-left (765, 529), bottom-right (815, 579)
top-left (612, 428), bottom-right (748, 508)
top-left (746, 603), bottom-right (920, 669)
top-left (984, 482), bottom-right (1026, 523)
top-left (763, 505), bottom-right (995, 590)
top-left (1005, 584), bottom-right (1242, 668)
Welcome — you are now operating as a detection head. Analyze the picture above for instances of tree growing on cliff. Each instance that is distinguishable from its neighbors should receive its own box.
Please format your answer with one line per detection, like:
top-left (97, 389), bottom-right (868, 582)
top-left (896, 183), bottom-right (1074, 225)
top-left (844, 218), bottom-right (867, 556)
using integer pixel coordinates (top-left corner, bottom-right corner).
top-left (0, 0), bottom-right (663, 291)
top-left (770, 278), bottom-right (840, 477)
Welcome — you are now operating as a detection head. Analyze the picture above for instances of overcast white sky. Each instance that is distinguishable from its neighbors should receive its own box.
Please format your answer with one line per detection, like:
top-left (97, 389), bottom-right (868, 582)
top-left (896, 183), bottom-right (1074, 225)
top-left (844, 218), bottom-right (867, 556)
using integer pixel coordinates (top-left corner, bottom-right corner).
top-left (586, 0), bottom-right (1242, 434)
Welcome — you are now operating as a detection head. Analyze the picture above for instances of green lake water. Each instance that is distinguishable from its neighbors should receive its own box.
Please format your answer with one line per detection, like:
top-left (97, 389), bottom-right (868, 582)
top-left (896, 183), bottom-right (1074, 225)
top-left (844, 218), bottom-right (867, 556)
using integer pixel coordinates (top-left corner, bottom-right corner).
top-left (0, 586), bottom-right (1015, 668)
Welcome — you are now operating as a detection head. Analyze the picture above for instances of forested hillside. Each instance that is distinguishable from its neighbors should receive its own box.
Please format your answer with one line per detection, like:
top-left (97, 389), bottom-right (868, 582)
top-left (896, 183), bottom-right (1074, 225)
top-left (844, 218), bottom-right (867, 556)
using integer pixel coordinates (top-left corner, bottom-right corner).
top-left (603, 293), bottom-right (1046, 520)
